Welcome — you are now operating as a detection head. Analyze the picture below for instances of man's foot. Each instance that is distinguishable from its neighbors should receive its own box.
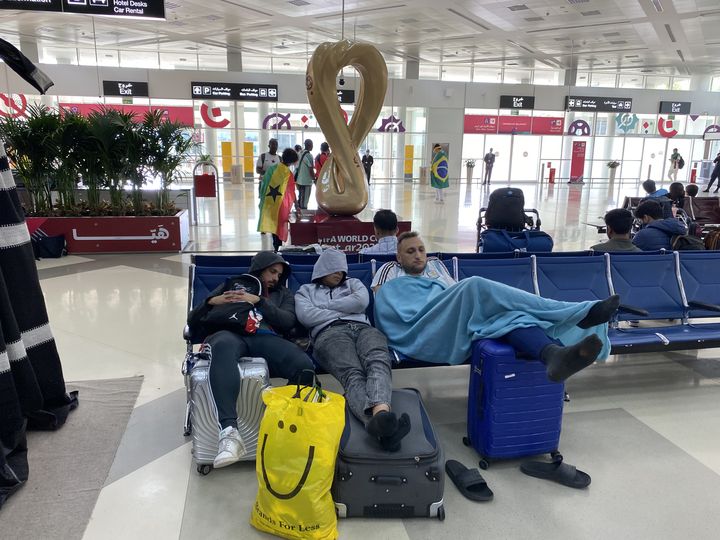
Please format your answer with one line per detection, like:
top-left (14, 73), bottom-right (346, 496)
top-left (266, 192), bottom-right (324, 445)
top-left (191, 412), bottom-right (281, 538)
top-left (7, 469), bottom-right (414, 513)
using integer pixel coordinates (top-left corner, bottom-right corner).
top-left (213, 426), bottom-right (246, 468)
top-left (715, 189), bottom-right (719, 194)
top-left (379, 413), bottom-right (411, 452)
top-left (703, 189), bottom-right (710, 193)
top-left (367, 410), bottom-right (398, 439)
top-left (542, 335), bottom-right (603, 382)
top-left (577, 295), bottom-right (620, 329)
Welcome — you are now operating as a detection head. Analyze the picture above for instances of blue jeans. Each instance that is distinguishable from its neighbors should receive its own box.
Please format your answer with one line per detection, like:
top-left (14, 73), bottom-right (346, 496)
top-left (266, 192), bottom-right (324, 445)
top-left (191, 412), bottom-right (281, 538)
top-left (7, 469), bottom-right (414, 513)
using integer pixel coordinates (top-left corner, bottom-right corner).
top-left (313, 322), bottom-right (393, 426)
top-left (501, 326), bottom-right (560, 360)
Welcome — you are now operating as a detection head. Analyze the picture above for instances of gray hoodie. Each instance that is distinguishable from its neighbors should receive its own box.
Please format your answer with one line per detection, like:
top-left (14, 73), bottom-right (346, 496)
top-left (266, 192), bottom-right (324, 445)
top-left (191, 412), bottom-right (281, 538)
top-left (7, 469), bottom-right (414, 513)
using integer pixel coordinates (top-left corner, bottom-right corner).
top-left (295, 249), bottom-right (370, 339)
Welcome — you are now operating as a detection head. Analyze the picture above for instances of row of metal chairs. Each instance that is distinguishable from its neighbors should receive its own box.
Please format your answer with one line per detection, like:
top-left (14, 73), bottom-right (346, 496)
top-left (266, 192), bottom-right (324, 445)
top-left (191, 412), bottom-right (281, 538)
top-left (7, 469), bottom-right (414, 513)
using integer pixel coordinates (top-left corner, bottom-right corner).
top-left (187, 251), bottom-right (720, 356)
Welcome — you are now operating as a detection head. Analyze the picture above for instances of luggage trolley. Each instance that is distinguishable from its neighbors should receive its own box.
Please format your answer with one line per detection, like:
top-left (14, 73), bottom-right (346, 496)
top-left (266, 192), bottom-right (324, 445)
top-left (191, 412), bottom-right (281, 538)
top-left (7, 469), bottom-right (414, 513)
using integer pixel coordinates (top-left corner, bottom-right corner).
top-left (192, 160), bottom-right (222, 226)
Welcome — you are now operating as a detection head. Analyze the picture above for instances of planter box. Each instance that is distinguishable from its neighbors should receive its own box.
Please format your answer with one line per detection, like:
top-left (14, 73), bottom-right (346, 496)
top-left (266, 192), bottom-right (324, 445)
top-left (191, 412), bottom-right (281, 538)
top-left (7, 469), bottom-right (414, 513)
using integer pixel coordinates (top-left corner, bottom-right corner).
top-left (25, 210), bottom-right (190, 254)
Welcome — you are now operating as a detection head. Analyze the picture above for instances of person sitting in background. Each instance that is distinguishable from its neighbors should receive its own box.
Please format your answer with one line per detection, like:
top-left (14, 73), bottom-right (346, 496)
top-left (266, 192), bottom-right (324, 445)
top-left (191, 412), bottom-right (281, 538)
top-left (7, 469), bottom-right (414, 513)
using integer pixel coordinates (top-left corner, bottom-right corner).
top-left (187, 251), bottom-right (314, 468)
top-left (702, 152), bottom-right (720, 193)
top-left (642, 179), bottom-right (669, 198)
top-left (668, 182), bottom-right (685, 208)
top-left (360, 209), bottom-right (399, 255)
top-left (373, 232), bottom-right (619, 381)
top-left (632, 199), bottom-right (687, 251)
top-left (590, 209), bottom-right (641, 253)
top-left (295, 249), bottom-right (411, 451)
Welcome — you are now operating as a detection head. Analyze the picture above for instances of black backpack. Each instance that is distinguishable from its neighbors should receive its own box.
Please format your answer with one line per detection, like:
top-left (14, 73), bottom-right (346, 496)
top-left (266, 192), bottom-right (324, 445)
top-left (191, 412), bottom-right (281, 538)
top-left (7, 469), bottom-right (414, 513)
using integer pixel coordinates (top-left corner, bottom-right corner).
top-left (198, 274), bottom-right (264, 334)
top-left (678, 157), bottom-right (685, 169)
top-left (484, 188), bottom-right (526, 231)
top-left (670, 234), bottom-right (705, 250)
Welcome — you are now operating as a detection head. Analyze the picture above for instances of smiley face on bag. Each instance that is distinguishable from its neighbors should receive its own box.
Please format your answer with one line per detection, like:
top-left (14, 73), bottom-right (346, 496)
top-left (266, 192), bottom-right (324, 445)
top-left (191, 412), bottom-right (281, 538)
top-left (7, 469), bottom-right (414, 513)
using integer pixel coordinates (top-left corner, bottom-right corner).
top-left (260, 418), bottom-right (315, 500)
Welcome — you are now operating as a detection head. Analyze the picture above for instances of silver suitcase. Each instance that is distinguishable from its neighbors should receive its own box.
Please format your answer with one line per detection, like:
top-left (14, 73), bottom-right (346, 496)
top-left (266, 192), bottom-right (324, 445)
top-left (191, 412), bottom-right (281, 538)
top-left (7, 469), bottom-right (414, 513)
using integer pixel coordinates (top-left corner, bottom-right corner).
top-left (182, 352), bottom-right (270, 475)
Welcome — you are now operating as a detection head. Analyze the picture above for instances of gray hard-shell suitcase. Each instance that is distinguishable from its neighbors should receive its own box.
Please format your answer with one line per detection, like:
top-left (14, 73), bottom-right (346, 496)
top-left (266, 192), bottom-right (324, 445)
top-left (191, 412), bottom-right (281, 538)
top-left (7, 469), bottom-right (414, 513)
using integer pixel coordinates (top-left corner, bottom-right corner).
top-left (332, 388), bottom-right (446, 521)
top-left (182, 351), bottom-right (270, 475)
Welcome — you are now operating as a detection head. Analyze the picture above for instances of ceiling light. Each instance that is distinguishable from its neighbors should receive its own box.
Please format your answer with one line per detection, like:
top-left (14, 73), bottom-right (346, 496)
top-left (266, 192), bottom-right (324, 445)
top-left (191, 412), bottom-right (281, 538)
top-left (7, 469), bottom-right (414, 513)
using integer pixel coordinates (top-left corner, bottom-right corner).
top-left (651, 0), bottom-right (663, 13)
top-left (665, 24), bottom-right (676, 43)
top-left (289, 0), bottom-right (310, 5)
top-left (507, 4), bottom-right (529, 11)
top-left (581, 10), bottom-right (601, 16)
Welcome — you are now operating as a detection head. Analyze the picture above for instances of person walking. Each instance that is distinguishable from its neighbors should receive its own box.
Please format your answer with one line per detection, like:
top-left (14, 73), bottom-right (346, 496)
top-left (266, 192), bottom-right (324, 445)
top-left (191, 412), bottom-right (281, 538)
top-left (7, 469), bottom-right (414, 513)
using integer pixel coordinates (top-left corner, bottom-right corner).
top-left (256, 138), bottom-right (280, 180)
top-left (430, 144), bottom-right (449, 204)
top-left (258, 148), bottom-right (298, 252)
top-left (362, 149), bottom-right (374, 184)
top-left (703, 152), bottom-right (720, 193)
top-left (483, 148), bottom-right (495, 185)
top-left (667, 148), bottom-right (681, 182)
top-left (315, 142), bottom-right (330, 177)
top-left (295, 139), bottom-right (316, 210)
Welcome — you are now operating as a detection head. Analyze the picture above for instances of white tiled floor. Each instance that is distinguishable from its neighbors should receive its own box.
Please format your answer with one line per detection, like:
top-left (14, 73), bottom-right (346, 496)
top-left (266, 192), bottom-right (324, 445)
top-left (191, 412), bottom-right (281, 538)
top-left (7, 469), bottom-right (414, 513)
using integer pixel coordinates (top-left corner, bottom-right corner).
top-left (33, 180), bottom-right (720, 539)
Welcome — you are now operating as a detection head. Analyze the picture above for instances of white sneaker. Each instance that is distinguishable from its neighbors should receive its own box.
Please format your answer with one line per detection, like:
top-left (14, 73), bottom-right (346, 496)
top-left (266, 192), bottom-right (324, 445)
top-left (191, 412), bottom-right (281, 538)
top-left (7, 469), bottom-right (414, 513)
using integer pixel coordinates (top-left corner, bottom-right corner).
top-left (213, 426), bottom-right (246, 468)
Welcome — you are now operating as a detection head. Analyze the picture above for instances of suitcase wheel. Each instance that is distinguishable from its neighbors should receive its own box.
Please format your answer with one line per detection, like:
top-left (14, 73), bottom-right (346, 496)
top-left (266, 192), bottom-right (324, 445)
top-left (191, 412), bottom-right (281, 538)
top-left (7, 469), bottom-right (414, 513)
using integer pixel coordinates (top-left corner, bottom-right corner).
top-left (437, 505), bottom-right (445, 521)
top-left (197, 464), bottom-right (213, 476)
top-left (462, 436), bottom-right (470, 447)
top-left (551, 451), bottom-right (563, 463)
top-left (478, 458), bottom-right (490, 470)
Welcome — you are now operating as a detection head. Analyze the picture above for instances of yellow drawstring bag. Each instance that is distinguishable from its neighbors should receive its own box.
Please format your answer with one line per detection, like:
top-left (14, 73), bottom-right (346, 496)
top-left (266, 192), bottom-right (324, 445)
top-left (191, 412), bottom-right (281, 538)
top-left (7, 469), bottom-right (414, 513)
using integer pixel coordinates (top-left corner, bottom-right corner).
top-left (251, 373), bottom-right (345, 540)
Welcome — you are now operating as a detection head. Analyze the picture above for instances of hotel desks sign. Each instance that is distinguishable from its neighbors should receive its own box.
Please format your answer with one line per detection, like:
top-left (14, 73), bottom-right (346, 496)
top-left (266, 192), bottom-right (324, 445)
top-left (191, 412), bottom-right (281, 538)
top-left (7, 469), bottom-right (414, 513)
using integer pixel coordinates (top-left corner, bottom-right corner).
top-left (191, 82), bottom-right (279, 102)
top-left (0, 0), bottom-right (166, 19)
top-left (566, 96), bottom-right (632, 112)
top-left (102, 80), bottom-right (149, 97)
top-left (659, 101), bottom-right (691, 115)
top-left (499, 95), bottom-right (535, 110)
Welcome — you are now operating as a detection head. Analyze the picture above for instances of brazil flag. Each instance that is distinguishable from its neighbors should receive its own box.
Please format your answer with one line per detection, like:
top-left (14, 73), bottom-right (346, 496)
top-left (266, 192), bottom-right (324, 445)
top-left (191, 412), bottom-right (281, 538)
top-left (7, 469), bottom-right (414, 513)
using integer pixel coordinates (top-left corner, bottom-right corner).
top-left (258, 163), bottom-right (296, 241)
top-left (431, 149), bottom-right (449, 189)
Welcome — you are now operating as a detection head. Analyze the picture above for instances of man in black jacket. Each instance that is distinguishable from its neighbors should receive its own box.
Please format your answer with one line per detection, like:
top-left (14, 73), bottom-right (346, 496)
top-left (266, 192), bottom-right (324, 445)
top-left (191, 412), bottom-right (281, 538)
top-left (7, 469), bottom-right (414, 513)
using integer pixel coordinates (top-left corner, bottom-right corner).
top-left (187, 251), bottom-right (314, 468)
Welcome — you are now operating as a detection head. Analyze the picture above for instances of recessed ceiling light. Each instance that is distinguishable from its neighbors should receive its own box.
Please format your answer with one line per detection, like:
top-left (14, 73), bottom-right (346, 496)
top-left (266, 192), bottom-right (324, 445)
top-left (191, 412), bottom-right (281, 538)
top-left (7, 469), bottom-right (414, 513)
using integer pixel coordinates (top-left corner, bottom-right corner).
top-left (289, 0), bottom-right (310, 5)
top-left (581, 10), bottom-right (601, 16)
top-left (179, 58), bottom-right (187, 61)
top-left (507, 4), bottom-right (529, 11)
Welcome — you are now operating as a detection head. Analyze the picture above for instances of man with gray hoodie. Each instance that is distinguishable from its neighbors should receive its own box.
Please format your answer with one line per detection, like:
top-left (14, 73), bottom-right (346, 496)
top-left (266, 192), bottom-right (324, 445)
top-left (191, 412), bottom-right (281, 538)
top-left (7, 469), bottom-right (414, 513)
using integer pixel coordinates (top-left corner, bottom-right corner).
top-left (295, 249), bottom-right (411, 451)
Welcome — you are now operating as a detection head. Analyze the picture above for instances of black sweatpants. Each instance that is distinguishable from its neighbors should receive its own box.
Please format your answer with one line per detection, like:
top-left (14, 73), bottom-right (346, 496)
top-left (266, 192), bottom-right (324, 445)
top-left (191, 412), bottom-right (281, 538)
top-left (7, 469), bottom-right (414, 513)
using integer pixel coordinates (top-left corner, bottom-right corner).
top-left (206, 331), bottom-right (315, 429)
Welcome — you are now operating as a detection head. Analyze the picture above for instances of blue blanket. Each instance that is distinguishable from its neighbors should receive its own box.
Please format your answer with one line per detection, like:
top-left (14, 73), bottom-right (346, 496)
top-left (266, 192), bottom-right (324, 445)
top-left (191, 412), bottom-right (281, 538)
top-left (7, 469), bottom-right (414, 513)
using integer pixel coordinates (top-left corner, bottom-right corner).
top-left (374, 276), bottom-right (611, 365)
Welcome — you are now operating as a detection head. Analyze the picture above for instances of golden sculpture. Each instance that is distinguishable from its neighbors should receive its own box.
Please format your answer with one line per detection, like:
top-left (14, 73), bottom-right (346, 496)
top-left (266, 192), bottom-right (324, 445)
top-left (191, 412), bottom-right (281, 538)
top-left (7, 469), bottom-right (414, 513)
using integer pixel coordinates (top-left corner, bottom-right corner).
top-left (306, 41), bottom-right (388, 215)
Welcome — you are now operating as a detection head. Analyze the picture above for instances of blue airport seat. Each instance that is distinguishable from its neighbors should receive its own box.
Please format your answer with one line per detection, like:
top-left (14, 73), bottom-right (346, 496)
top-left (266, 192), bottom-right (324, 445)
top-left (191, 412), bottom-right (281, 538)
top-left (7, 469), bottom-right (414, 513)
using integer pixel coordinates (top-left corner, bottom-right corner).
top-left (439, 251), bottom-right (520, 260)
top-left (192, 254), bottom-right (254, 267)
top-left (678, 252), bottom-right (720, 319)
top-left (609, 253), bottom-right (685, 322)
top-left (530, 250), bottom-right (596, 257)
top-left (536, 255), bottom-right (611, 303)
top-left (456, 256), bottom-right (537, 294)
top-left (190, 265), bottom-right (250, 310)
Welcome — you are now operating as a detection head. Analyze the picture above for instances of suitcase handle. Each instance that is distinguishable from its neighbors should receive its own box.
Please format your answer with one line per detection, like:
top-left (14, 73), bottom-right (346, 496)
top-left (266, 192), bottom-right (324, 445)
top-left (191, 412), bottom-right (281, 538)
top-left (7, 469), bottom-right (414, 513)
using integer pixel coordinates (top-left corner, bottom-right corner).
top-left (370, 475), bottom-right (405, 486)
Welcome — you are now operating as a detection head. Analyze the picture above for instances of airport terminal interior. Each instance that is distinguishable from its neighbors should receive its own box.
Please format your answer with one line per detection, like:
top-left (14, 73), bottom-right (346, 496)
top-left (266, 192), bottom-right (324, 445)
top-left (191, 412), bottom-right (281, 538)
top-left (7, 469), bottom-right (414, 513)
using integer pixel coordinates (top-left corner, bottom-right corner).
top-left (3, 1), bottom-right (720, 539)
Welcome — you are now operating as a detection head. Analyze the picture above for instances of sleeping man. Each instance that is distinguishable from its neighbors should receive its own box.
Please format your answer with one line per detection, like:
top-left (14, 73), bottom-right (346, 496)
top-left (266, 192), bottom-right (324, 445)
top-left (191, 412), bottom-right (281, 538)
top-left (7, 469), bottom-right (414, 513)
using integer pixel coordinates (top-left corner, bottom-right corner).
top-left (372, 232), bottom-right (618, 379)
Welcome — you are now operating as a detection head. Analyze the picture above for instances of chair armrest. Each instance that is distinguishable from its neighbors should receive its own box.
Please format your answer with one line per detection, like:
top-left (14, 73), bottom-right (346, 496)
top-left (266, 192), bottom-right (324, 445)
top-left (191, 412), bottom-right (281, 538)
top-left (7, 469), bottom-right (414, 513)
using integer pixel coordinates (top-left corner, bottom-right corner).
top-left (688, 300), bottom-right (720, 313)
top-left (183, 324), bottom-right (192, 340)
top-left (618, 304), bottom-right (650, 317)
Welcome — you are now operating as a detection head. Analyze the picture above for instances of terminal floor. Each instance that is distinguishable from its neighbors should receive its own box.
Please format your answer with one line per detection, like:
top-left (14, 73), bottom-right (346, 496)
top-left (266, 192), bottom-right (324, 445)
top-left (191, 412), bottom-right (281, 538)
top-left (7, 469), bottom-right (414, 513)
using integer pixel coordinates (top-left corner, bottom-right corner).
top-left (33, 179), bottom-right (720, 540)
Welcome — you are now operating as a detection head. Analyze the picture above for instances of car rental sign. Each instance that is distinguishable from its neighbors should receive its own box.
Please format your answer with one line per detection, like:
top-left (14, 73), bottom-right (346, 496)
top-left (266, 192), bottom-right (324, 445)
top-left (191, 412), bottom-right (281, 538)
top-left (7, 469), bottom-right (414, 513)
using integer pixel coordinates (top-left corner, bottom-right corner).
top-left (0, 0), bottom-right (165, 19)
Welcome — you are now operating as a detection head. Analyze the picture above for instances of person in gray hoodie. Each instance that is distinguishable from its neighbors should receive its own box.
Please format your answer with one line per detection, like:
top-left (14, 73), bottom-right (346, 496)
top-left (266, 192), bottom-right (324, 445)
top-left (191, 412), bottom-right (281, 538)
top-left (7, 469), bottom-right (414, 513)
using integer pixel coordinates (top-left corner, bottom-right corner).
top-left (187, 251), bottom-right (314, 468)
top-left (295, 249), bottom-right (411, 451)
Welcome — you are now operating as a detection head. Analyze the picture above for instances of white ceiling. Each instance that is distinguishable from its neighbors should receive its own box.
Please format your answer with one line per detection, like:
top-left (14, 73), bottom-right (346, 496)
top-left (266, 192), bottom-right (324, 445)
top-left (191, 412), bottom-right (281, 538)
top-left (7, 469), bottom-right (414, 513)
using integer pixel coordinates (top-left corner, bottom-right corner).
top-left (1, 0), bottom-right (719, 75)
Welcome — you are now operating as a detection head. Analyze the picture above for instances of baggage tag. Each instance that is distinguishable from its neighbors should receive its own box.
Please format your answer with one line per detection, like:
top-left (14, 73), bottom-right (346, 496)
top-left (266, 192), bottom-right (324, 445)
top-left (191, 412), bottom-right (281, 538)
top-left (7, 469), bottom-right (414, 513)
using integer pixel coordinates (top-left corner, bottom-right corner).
top-left (504, 373), bottom-right (516, 379)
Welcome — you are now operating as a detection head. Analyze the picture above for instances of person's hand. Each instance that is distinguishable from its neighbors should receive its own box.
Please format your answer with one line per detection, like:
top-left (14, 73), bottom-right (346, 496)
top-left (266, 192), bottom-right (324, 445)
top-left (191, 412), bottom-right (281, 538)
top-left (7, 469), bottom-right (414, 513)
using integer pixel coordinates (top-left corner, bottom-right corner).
top-left (208, 291), bottom-right (257, 305)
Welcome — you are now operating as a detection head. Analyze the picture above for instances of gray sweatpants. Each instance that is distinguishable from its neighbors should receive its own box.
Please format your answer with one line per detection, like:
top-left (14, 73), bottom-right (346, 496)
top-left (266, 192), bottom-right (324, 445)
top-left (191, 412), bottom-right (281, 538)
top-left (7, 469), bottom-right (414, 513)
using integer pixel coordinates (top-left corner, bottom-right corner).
top-left (313, 322), bottom-right (393, 426)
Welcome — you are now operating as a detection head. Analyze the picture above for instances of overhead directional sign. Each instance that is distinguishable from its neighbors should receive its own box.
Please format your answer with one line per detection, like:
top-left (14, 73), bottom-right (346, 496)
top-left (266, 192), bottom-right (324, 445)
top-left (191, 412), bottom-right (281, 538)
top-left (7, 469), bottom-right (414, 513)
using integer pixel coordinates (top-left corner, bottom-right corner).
top-left (0, 0), bottom-right (166, 19)
top-left (336, 89), bottom-right (355, 104)
top-left (102, 80), bottom-right (149, 97)
top-left (499, 95), bottom-right (535, 109)
top-left (191, 82), bottom-right (279, 102)
top-left (566, 95), bottom-right (632, 112)
top-left (659, 101), bottom-right (691, 115)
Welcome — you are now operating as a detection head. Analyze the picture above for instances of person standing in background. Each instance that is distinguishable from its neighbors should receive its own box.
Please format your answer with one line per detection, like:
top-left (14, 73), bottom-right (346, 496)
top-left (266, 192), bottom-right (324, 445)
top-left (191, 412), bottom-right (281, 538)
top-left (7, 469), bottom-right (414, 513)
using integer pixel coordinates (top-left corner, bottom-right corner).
top-left (295, 139), bottom-right (316, 210)
top-left (430, 144), bottom-right (449, 204)
top-left (315, 142), bottom-right (330, 177)
top-left (258, 148), bottom-right (299, 252)
top-left (483, 148), bottom-right (495, 185)
top-left (362, 149), bottom-right (374, 184)
top-left (667, 148), bottom-right (681, 182)
top-left (256, 138), bottom-right (280, 180)
top-left (702, 152), bottom-right (720, 193)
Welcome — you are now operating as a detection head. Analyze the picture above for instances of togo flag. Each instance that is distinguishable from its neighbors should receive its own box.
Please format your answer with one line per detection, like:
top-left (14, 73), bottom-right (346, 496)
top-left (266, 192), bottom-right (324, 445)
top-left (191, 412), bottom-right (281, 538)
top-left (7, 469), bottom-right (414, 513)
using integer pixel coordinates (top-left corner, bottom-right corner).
top-left (431, 150), bottom-right (449, 189)
top-left (258, 164), bottom-right (296, 241)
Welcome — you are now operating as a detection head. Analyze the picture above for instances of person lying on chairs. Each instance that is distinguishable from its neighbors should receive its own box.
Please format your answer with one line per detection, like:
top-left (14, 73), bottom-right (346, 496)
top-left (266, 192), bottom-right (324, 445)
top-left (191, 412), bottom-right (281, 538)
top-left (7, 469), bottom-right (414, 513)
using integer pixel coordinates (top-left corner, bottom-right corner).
top-left (187, 251), bottom-right (314, 468)
top-left (295, 249), bottom-right (411, 451)
top-left (372, 232), bottom-right (619, 380)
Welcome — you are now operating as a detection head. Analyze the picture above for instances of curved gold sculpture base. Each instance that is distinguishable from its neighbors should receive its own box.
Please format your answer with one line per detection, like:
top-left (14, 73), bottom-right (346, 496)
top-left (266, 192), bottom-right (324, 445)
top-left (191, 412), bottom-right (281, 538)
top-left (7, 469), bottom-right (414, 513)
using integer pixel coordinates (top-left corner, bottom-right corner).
top-left (306, 41), bottom-right (388, 216)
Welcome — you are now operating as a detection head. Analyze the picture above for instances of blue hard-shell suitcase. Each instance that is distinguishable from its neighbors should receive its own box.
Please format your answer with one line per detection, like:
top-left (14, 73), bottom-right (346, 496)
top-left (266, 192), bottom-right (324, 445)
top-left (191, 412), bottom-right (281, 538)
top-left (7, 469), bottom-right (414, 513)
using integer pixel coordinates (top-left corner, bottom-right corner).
top-left (464, 339), bottom-right (565, 469)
